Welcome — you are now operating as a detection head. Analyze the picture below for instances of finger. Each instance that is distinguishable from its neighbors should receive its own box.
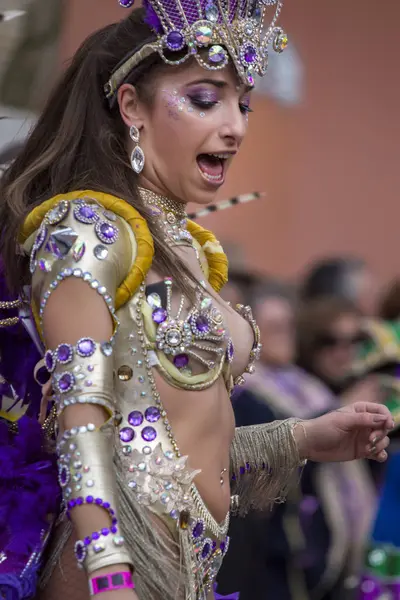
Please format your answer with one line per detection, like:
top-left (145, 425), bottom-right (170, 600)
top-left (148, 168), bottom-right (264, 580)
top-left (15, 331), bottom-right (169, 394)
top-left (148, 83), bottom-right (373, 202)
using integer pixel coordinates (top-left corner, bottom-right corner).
top-left (367, 436), bottom-right (390, 455)
top-left (354, 402), bottom-right (394, 429)
top-left (374, 450), bottom-right (388, 463)
top-left (352, 412), bottom-right (390, 431)
top-left (369, 430), bottom-right (390, 444)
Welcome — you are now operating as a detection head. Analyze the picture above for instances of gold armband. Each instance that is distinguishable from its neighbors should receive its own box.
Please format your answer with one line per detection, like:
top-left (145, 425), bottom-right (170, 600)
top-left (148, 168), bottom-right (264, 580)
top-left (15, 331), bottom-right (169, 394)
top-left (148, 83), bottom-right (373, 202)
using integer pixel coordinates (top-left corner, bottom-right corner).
top-left (58, 425), bottom-right (133, 573)
top-left (45, 340), bottom-right (115, 419)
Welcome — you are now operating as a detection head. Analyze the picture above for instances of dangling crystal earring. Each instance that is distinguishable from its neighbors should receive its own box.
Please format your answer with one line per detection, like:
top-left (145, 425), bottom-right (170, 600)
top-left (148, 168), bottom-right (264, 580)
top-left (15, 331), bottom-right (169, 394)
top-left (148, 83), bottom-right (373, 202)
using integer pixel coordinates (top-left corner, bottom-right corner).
top-left (130, 125), bottom-right (145, 174)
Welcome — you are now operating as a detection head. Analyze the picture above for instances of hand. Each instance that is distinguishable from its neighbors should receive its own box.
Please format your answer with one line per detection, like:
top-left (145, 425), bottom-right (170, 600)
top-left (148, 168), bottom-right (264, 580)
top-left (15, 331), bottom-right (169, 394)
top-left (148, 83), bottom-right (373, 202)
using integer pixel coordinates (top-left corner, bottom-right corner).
top-left (299, 402), bottom-right (394, 463)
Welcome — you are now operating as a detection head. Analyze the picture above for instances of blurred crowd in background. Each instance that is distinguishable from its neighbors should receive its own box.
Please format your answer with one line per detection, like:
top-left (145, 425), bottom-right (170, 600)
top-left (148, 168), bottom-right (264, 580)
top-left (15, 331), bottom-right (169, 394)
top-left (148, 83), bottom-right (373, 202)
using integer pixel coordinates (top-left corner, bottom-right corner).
top-left (1, 1), bottom-right (400, 599)
top-left (216, 255), bottom-right (400, 599)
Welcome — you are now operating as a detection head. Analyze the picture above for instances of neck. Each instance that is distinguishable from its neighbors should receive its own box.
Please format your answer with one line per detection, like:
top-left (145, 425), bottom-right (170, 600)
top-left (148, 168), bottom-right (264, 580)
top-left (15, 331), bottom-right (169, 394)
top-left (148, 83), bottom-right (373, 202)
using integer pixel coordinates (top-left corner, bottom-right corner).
top-left (139, 187), bottom-right (192, 246)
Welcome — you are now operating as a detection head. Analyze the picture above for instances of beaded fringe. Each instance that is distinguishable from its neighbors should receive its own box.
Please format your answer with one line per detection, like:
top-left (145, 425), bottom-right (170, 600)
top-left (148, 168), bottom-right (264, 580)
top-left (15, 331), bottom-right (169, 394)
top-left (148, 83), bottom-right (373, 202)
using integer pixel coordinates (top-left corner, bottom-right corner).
top-left (114, 454), bottom-right (189, 600)
top-left (230, 418), bottom-right (303, 517)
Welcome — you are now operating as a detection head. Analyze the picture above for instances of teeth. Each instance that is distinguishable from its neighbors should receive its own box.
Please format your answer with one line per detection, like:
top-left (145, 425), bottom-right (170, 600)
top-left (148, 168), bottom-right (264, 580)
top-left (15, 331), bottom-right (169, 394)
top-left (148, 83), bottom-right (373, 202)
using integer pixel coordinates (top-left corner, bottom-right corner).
top-left (202, 172), bottom-right (223, 181)
top-left (209, 153), bottom-right (230, 160)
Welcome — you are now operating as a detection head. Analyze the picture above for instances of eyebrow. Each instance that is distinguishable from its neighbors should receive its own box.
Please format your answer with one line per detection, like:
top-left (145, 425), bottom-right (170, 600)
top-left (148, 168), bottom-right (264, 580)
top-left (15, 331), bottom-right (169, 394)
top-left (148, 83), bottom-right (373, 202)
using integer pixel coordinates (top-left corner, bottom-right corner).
top-left (186, 77), bottom-right (253, 94)
top-left (186, 78), bottom-right (227, 88)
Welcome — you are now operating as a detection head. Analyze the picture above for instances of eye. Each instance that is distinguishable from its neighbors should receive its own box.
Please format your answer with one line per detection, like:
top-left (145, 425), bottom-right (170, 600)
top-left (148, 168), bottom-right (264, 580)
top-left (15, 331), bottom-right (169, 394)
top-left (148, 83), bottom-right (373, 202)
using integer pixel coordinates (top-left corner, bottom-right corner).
top-left (187, 96), bottom-right (220, 110)
top-left (239, 103), bottom-right (253, 115)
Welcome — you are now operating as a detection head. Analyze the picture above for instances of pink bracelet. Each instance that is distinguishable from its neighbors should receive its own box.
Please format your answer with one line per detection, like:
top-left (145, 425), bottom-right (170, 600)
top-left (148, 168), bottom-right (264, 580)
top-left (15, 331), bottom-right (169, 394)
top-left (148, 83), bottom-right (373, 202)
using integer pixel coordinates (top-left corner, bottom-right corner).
top-left (89, 571), bottom-right (134, 596)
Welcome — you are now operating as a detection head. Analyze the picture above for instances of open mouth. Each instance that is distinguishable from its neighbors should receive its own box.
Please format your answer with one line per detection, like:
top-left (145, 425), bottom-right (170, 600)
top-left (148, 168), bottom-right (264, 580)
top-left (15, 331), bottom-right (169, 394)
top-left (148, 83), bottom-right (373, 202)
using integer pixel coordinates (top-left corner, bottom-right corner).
top-left (196, 153), bottom-right (228, 185)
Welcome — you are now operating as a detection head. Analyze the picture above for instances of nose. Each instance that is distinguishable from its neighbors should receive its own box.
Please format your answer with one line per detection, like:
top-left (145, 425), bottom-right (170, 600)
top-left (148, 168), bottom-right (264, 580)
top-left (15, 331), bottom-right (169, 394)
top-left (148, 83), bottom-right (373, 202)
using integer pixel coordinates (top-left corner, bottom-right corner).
top-left (218, 105), bottom-right (247, 149)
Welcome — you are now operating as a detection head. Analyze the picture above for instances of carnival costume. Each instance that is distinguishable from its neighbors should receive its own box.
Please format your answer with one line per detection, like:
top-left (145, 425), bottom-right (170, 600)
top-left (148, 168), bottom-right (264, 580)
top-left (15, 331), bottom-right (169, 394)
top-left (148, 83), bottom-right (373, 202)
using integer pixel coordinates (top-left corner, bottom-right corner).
top-left (0, 1), bottom-right (306, 599)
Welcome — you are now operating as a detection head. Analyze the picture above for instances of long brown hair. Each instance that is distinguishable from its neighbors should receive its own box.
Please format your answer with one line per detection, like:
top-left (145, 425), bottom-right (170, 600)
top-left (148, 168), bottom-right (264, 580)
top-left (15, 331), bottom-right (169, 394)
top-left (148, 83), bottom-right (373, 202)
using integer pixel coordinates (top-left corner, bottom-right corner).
top-left (0, 8), bottom-right (197, 295)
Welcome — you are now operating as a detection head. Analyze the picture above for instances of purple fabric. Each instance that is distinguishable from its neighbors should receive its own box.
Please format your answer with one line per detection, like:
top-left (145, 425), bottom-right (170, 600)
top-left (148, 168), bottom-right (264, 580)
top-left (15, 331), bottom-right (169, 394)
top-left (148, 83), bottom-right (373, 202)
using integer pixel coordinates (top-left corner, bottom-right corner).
top-left (0, 417), bottom-right (60, 599)
top-left (0, 258), bottom-right (42, 418)
top-left (143, 0), bottom-right (248, 32)
top-left (214, 583), bottom-right (240, 599)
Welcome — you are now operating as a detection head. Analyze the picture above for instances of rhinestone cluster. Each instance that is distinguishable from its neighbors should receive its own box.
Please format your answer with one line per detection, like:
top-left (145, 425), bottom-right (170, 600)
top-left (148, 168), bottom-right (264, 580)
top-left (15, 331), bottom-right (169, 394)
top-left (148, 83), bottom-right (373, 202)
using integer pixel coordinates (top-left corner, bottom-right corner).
top-left (109, 0), bottom-right (287, 93)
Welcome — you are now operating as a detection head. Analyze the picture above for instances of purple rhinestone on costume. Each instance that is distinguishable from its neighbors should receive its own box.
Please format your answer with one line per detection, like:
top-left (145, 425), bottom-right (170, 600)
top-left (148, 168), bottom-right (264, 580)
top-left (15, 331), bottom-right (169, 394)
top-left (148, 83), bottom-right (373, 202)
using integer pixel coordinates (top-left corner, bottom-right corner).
top-left (118, 0), bottom-right (134, 6)
top-left (201, 540), bottom-right (212, 560)
top-left (145, 406), bottom-right (161, 423)
top-left (76, 337), bottom-right (96, 357)
top-left (128, 411), bottom-right (144, 427)
top-left (57, 372), bottom-right (75, 393)
top-left (74, 541), bottom-right (87, 564)
top-left (152, 308), bottom-right (168, 324)
top-left (45, 350), bottom-right (55, 373)
top-left (192, 521), bottom-right (204, 539)
top-left (119, 427), bottom-right (135, 443)
top-left (58, 464), bottom-right (70, 487)
top-left (195, 315), bottom-right (210, 333)
top-left (142, 426), bottom-right (157, 442)
top-left (57, 343), bottom-right (73, 364)
top-left (173, 354), bottom-right (189, 369)
top-left (95, 221), bottom-right (119, 245)
top-left (35, 225), bottom-right (48, 251)
top-left (74, 203), bottom-right (98, 224)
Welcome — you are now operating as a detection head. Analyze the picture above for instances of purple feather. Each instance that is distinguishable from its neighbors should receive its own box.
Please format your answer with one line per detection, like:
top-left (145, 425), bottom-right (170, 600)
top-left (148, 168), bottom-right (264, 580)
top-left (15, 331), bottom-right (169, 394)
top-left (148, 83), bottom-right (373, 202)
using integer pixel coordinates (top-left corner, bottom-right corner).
top-left (143, 0), bottom-right (164, 34)
top-left (0, 417), bottom-right (60, 600)
top-left (0, 257), bottom-right (42, 419)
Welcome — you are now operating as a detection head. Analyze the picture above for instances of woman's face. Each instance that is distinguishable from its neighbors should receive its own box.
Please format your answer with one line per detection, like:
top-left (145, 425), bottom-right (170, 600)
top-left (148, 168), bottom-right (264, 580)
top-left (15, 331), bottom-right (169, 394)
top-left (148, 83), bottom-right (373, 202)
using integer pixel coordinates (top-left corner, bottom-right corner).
top-left (256, 297), bottom-right (295, 367)
top-left (119, 61), bottom-right (251, 205)
top-left (313, 312), bottom-right (363, 384)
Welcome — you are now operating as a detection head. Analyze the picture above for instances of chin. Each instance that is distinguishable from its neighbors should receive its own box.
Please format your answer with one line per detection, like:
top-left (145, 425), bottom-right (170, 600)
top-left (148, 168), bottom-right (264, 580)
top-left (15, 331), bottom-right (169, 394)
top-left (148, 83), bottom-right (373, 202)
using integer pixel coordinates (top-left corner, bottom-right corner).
top-left (190, 186), bottom-right (219, 206)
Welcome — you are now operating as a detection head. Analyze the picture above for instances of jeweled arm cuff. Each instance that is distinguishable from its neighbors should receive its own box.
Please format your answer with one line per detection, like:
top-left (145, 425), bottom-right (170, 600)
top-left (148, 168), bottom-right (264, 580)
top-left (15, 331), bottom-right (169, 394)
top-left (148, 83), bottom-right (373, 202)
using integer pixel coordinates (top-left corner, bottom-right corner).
top-left (58, 425), bottom-right (133, 573)
top-left (46, 340), bottom-right (116, 419)
top-left (230, 418), bottom-right (305, 516)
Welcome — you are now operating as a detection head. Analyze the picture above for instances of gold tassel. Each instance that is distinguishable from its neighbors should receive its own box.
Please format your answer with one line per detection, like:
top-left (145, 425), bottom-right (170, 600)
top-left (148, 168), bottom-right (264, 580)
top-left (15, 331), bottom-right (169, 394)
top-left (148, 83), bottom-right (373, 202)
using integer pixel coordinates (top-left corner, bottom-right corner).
top-left (230, 418), bottom-right (304, 516)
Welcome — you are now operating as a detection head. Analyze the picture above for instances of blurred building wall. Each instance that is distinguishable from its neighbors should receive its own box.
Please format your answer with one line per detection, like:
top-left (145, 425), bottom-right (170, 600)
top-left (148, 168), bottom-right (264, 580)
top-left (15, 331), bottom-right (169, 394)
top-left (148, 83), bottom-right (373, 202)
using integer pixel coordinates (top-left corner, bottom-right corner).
top-left (60, 0), bottom-right (399, 284)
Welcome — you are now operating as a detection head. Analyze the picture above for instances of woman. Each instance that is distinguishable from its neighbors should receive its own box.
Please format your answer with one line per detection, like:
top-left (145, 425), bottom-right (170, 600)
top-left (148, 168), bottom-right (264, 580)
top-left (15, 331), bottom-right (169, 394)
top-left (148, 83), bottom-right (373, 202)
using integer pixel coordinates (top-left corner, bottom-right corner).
top-left (0, 3), bottom-right (392, 600)
top-left (296, 297), bottom-right (367, 395)
top-left (219, 283), bottom-right (375, 600)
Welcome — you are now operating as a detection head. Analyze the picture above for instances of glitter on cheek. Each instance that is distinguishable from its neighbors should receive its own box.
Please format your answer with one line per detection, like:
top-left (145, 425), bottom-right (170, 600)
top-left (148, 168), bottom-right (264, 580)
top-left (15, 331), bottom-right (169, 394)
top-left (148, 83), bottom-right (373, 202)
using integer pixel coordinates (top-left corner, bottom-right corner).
top-left (161, 89), bottom-right (181, 120)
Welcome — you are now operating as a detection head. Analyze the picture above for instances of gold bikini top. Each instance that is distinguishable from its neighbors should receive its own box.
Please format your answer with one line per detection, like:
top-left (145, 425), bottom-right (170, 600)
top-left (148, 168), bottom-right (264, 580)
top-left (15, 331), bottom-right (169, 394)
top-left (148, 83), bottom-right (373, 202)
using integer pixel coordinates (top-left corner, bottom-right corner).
top-left (20, 190), bottom-right (261, 393)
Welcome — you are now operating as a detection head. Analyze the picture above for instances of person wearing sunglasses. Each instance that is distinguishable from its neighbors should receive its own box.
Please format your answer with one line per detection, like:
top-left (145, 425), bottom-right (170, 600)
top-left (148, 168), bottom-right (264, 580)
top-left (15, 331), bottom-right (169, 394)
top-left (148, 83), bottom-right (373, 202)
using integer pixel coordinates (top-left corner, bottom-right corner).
top-left (217, 284), bottom-right (376, 600)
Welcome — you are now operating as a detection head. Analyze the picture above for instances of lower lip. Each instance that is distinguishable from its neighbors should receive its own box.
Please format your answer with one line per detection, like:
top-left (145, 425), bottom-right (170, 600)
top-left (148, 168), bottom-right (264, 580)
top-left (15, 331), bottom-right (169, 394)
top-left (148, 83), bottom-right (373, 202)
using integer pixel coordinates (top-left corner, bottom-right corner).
top-left (197, 164), bottom-right (225, 187)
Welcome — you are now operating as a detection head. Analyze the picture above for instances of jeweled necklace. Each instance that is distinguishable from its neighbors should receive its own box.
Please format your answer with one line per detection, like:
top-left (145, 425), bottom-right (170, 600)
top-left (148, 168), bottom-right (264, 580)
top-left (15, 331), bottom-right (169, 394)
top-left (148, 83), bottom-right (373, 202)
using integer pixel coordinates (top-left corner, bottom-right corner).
top-left (139, 187), bottom-right (193, 247)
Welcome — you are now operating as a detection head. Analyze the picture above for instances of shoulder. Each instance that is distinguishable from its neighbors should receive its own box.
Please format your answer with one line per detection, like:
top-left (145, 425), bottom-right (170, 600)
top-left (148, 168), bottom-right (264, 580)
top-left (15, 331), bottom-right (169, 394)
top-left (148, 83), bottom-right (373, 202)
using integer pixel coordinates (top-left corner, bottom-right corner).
top-left (20, 190), bottom-right (154, 310)
top-left (187, 220), bottom-right (228, 292)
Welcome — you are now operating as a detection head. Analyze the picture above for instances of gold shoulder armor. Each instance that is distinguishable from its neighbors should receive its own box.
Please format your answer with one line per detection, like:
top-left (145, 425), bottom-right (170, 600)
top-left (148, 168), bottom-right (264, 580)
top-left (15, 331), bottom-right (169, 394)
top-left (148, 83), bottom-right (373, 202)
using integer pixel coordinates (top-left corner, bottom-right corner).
top-left (21, 190), bottom-right (155, 332)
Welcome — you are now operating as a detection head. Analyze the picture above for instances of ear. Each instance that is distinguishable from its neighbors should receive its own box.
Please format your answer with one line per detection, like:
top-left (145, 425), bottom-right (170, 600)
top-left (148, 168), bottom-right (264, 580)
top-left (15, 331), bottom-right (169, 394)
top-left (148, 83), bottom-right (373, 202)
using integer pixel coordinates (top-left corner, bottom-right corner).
top-left (117, 83), bottom-right (146, 130)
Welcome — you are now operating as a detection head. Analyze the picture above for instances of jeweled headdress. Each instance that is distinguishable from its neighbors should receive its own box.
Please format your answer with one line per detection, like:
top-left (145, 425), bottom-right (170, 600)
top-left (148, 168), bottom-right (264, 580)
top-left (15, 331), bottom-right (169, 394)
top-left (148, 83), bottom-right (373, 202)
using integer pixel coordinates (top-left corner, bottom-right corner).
top-left (105, 0), bottom-right (287, 99)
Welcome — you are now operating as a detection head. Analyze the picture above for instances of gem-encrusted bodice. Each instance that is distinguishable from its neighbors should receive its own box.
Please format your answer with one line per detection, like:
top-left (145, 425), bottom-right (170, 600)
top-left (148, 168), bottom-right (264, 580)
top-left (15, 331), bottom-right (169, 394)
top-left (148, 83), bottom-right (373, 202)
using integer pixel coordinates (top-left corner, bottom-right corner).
top-left (24, 190), bottom-right (262, 598)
